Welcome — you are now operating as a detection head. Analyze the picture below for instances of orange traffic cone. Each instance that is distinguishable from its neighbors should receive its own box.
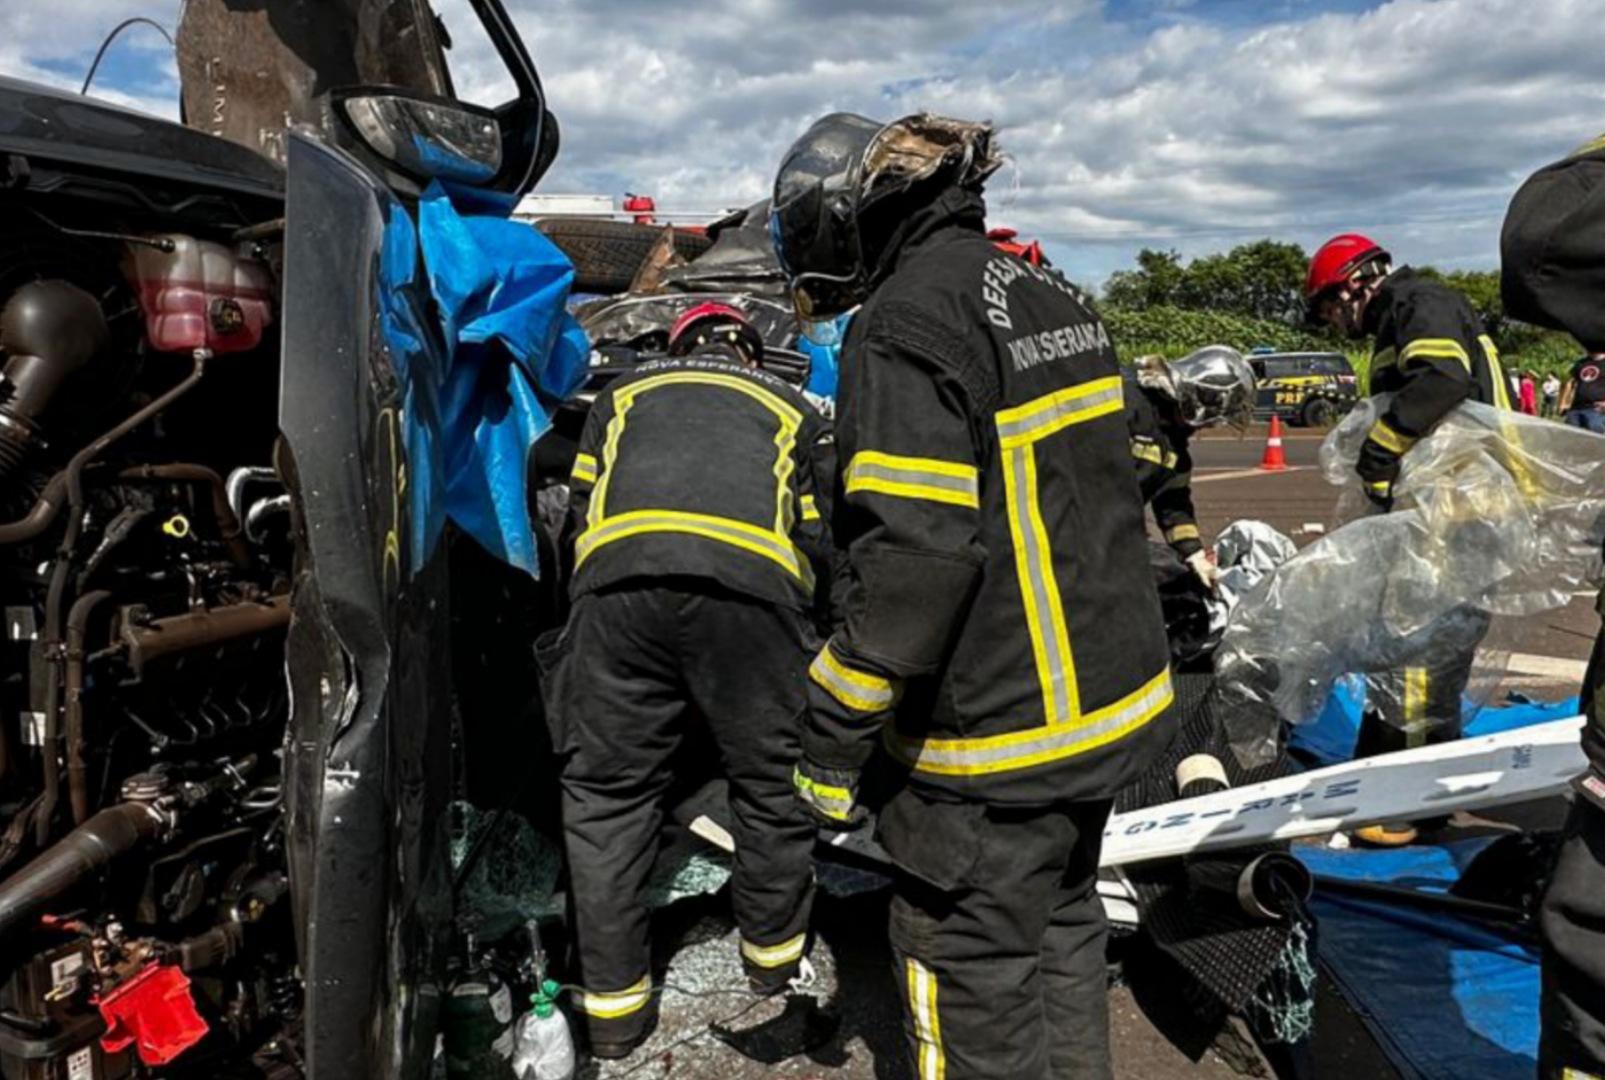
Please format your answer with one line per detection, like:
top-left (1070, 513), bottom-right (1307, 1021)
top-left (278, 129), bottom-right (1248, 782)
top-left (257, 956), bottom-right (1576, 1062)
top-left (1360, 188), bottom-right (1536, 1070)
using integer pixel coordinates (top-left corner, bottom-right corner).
top-left (1260, 414), bottom-right (1288, 471)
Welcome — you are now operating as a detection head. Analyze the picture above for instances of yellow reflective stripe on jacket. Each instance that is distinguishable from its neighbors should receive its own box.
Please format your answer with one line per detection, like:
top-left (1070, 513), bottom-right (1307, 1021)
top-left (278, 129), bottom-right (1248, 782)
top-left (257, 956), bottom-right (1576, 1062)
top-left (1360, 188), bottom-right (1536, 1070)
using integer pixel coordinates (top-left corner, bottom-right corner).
top-left (571, 452), bottom-right (599, 485)
top-left (906, 959), bottom-right (945, 1080)
top-left (576, 509), bottom-right (810, 584)
top-left (1164, 524), bottom-right (1200, 544)
top-left (1367, 419), bottom-right (1417, 455)
top-left (793, 766), bottom-right (853, 821)
top-left (800, 494), bottom-right (820, 522)
top-left (997, 380), bottom-right (1125, 725)
top-left (1129, 440), bottom-right (1178, 469)
top-left (1399, 337), bottom-right (1472, 373)
top-left (1003, 442), bottom-right (1078, 724)
top-left (1480, 334), bottom-right (1514, 411)
top-left (888, 668), bottom-right (1174, 777)
top-left (579, 975), bottom-right (652, 1019)
top-left (845, 451), bottom-right (980, 509)
top-left (810, 643), bottom-right (898, 713)
top-left (995, 375), bottom-right (1124, 449)
top-left (741, 932), bottom-right (806, 970)
top-left (590, 370), bottom-right (804, 529)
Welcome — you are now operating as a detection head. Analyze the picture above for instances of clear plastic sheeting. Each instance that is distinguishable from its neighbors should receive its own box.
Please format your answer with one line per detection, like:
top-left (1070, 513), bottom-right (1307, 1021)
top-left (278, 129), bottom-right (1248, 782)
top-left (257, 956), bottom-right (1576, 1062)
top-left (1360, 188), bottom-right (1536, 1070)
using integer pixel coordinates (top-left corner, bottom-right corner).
top-left (1217, 396), bottom-right (1605, 765)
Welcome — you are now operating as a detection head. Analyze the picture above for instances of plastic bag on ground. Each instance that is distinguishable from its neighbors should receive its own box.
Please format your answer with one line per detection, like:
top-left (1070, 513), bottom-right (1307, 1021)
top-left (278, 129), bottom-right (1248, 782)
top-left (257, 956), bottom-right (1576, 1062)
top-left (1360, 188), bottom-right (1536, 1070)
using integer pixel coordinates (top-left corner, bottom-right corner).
top-left (1217, 396), bottom-right (1605, 765)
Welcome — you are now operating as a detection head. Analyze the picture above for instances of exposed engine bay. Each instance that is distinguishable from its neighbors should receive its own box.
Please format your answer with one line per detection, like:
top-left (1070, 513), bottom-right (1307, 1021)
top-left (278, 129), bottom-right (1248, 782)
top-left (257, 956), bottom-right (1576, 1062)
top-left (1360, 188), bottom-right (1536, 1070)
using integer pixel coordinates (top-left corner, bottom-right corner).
top-left (0, 188), bottom-right (298, 1078)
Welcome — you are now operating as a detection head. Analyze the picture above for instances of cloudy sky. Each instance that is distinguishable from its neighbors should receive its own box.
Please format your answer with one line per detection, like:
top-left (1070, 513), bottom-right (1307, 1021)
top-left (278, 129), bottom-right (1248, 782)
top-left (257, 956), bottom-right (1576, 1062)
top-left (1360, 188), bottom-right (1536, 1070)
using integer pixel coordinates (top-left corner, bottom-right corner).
top-left (3, 0), bottom-right (1602, 285)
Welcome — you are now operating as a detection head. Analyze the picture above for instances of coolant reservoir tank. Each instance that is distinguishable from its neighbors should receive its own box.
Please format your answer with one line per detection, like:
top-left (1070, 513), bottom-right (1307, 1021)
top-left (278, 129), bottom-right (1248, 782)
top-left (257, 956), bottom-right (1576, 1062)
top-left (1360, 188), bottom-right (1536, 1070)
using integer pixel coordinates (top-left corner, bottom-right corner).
top-left (123, 235), bottom-right (274, 355)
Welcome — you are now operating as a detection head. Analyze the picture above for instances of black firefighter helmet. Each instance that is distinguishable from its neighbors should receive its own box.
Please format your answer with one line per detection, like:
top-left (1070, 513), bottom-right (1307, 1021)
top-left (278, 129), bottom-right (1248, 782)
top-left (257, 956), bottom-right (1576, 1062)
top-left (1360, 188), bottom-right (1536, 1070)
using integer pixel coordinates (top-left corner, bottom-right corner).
top-left (768, 112), bottom-right (1002, 320)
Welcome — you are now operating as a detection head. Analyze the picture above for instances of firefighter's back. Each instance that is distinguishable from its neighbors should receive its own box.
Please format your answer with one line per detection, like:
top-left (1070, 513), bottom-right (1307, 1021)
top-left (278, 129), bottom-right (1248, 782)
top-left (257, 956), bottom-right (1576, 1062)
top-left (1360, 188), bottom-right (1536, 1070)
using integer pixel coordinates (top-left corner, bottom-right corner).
top-left (864, 233), bottom-right (1177, 804)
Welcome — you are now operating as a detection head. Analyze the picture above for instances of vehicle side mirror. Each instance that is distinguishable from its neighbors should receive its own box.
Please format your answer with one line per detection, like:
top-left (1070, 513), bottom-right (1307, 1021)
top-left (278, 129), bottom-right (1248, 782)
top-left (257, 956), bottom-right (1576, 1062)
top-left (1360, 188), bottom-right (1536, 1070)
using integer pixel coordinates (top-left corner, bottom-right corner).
top-left (336, 89), bottom-right (502, 185)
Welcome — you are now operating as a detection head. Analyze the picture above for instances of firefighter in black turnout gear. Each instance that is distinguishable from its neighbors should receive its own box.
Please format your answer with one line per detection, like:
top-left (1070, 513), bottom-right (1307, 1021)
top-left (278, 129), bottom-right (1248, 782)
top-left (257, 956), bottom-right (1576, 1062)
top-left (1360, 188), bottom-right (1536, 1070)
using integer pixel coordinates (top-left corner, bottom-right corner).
top-left (1502, 130), bottom-right (1605, 1080)
top-left (1125, 346), bottom-right (1257, 590)
top-left (544, 307), bottom-right (833, 1058)
top-left (772, 112), bottom-right (1176, 1080)
top-left (1305, 233), bottom-right (1509, 845)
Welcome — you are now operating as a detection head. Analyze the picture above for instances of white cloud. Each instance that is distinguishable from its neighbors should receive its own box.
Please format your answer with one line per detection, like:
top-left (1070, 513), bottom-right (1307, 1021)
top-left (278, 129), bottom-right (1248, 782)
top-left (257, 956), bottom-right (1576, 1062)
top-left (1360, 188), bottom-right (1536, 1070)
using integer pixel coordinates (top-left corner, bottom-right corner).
top-left (3, 0), bottom-right (1603, 282)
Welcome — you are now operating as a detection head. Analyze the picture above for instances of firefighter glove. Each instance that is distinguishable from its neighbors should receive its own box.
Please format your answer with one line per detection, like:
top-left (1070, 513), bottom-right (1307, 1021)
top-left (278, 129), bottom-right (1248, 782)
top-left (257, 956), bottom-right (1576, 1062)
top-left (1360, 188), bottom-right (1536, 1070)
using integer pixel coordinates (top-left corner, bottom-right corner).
top-left (793, 760), bottom-right (866, 830)
top-left (1185, 550), bottom-right (1222, 592)
top-left (1356, 435), bottom-right (1402, 512)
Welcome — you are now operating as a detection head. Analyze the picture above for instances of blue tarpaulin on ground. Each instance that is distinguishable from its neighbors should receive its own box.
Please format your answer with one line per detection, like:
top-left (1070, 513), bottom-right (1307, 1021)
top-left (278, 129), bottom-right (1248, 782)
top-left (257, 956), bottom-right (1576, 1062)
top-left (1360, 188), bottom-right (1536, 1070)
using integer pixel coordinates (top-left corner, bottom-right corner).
top-left (1291, 679), bottom-right (1580, 767)
top-left (1299, 839), bottom-right (1541, 1080)
top-left (415, 181), bottom-right (590, 576)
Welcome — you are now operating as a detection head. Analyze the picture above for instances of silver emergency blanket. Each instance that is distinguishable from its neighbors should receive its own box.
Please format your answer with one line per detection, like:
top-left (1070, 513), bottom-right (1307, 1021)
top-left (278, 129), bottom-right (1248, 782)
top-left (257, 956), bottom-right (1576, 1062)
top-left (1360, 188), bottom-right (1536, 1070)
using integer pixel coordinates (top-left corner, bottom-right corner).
top-left (1217, 396), bottom-right (1605, 765)
top-left (1210, 521), bottom-right (1300, 641)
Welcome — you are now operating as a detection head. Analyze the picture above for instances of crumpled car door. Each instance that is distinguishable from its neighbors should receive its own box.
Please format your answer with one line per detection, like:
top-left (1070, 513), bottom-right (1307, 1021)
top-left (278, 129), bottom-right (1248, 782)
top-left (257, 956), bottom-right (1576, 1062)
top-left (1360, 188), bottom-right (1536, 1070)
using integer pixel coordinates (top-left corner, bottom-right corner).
top-left (278, 129), bottom-right (454, 1080)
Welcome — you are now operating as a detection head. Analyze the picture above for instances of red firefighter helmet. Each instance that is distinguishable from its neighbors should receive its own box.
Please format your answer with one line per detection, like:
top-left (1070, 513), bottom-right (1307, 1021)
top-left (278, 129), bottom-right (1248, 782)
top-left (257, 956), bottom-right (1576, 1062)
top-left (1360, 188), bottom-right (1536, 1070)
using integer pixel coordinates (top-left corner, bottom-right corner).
top-left (667, 302), bottom-right (765, 362)
top-left (1305, 233), bottom-right (1390, 301)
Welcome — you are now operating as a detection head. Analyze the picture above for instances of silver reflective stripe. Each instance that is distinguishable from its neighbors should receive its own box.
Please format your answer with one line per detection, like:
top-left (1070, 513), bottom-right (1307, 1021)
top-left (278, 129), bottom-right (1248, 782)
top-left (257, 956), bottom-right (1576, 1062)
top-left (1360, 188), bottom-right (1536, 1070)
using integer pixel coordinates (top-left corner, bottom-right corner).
top-left (996, 379), bottom-right (1124, 444)
top-left (846, 460), bottom-right (978, 500)
top-left (897, 670), bottom-right (1173, 773)
top-left (809, 649), bottom-right (896, 713)
top-left (1005, 446), bottom-right (1072, 723)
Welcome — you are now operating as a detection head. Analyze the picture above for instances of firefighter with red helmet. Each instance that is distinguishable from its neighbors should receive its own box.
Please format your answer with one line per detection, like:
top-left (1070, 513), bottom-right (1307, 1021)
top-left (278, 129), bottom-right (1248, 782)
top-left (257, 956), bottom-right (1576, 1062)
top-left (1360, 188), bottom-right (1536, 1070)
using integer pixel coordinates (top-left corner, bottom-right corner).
top-left (544, 303), bottom-right (834, 1059)
top-left (1305, 234), bottom-right (1511, 845)
top-left (667, 301), bottom-right (767, 365)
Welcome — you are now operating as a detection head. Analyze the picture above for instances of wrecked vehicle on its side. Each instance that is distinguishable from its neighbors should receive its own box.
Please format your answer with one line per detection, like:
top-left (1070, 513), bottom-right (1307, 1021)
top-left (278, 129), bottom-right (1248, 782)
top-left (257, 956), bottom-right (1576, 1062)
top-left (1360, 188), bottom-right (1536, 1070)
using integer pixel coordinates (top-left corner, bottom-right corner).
top-left (0, 2), bottom-right (571, 1077)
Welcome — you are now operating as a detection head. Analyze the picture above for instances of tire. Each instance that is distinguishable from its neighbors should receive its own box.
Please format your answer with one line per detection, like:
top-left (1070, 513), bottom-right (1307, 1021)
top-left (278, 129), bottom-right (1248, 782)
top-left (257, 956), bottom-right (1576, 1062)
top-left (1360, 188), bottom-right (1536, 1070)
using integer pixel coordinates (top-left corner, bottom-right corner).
top-left (1301, 398), bottom-right (1336, 428)
top-left (535, 219), bottom-right (714, 294)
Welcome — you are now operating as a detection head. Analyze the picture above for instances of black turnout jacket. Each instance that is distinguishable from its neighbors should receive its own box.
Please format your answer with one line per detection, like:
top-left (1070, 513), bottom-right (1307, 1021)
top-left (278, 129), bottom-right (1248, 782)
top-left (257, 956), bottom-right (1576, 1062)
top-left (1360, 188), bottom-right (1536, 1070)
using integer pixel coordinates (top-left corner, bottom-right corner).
top-left (564, 348), bottom-right (835, 615)
top-left (804, 187), bottom-right (1176, 805)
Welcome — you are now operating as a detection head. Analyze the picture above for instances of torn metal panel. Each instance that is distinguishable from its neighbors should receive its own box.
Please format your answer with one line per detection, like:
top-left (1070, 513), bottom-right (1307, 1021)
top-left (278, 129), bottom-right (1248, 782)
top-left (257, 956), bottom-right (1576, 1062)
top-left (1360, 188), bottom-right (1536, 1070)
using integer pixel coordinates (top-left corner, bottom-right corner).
top-left (176, 0), bottom-right (452, 165)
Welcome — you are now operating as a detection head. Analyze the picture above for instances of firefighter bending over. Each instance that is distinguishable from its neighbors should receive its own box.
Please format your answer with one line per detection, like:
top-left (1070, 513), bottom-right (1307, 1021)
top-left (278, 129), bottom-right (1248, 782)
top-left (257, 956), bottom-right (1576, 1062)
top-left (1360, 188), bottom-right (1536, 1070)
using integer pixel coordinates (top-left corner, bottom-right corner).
top-left (544, 303), bottom-right (834, 1059)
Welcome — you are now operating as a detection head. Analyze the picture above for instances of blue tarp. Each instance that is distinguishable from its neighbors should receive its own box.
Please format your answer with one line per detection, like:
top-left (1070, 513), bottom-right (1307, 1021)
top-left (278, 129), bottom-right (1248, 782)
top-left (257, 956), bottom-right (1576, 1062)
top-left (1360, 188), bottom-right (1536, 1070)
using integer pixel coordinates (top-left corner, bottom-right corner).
top-left (1299, 840), bottom-right (1541, 1080)
top-left (1291, 680), bottom-right (1580, 767)
top-left (414, 182), bottom-right (590, 575)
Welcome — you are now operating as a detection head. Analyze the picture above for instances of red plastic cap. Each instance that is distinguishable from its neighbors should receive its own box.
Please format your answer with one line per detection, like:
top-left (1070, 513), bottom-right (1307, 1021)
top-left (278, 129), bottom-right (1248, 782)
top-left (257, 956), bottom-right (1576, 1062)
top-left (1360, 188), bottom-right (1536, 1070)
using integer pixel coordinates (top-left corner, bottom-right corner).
top-left (97, 963), bottom-right (210, 1066)
top-left (1305, 233), bottom-right (1388, 300)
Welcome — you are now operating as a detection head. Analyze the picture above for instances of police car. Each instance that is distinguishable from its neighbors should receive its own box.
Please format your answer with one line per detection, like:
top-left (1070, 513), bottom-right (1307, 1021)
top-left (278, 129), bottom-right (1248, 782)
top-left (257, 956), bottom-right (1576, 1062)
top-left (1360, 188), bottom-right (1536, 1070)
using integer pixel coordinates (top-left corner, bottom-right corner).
top-left (1248, 350), bottom-right (1359, 427)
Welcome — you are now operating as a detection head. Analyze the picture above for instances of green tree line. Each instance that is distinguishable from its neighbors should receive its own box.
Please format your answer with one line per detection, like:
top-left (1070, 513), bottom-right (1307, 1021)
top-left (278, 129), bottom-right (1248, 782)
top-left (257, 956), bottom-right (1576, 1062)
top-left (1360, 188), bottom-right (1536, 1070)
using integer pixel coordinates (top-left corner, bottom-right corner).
top-left (1099, 241), bottom-right (1584, 383)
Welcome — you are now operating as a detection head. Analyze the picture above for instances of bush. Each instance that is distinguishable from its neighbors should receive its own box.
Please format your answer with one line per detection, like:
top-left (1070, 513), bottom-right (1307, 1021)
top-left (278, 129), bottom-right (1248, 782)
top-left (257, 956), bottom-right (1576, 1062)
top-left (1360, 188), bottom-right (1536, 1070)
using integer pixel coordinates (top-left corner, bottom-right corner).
top-left (1102, 304), bottom-right (1335, 356)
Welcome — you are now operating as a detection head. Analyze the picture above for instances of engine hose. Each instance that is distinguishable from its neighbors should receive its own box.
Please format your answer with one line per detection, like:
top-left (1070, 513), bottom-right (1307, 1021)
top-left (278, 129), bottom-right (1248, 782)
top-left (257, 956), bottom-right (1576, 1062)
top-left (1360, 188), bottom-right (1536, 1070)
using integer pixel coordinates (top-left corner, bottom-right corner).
top-left (116, 464), bottom-right (251, 568)
top-left (64, 590), bottom-right (113, 826)
top-left (32, 353), bottom-right (209, 846)
top-left (0, 351), bottom-right (209, 547)
top-left (0, 802), bottom-right (166, 942)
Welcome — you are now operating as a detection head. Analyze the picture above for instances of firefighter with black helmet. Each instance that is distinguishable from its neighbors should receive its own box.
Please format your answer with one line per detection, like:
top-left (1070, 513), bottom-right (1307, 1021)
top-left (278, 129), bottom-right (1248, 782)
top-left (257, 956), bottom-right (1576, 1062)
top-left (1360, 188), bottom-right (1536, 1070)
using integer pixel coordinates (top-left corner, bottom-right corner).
top-left (1126, 345), bottom-right (1257, 590)
top-left (1502, 129), bottom-right (1605, 1080)
top-left (544, 305), bottom-right (833, 1059)
top-left (771, 111), bottom-right (1176, 1079)
top-left (1305, 232), bottom-right (1509, 846)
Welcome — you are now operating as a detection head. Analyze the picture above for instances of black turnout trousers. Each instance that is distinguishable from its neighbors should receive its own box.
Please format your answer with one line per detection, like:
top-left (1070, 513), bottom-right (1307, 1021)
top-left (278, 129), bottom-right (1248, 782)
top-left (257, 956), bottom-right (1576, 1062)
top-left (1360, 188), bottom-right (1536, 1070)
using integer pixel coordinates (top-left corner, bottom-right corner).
top-left (1540, 800), bottom-right (1605, 1079)
top-left (1539, 619), bottom-right (1605, 1080)
top-left (1357, 605), bottom-right (1492, 757)
top-left (880, 789), bottom-right (1115, 1080)
top-left (546, 583), bottom-right (817, 1045)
